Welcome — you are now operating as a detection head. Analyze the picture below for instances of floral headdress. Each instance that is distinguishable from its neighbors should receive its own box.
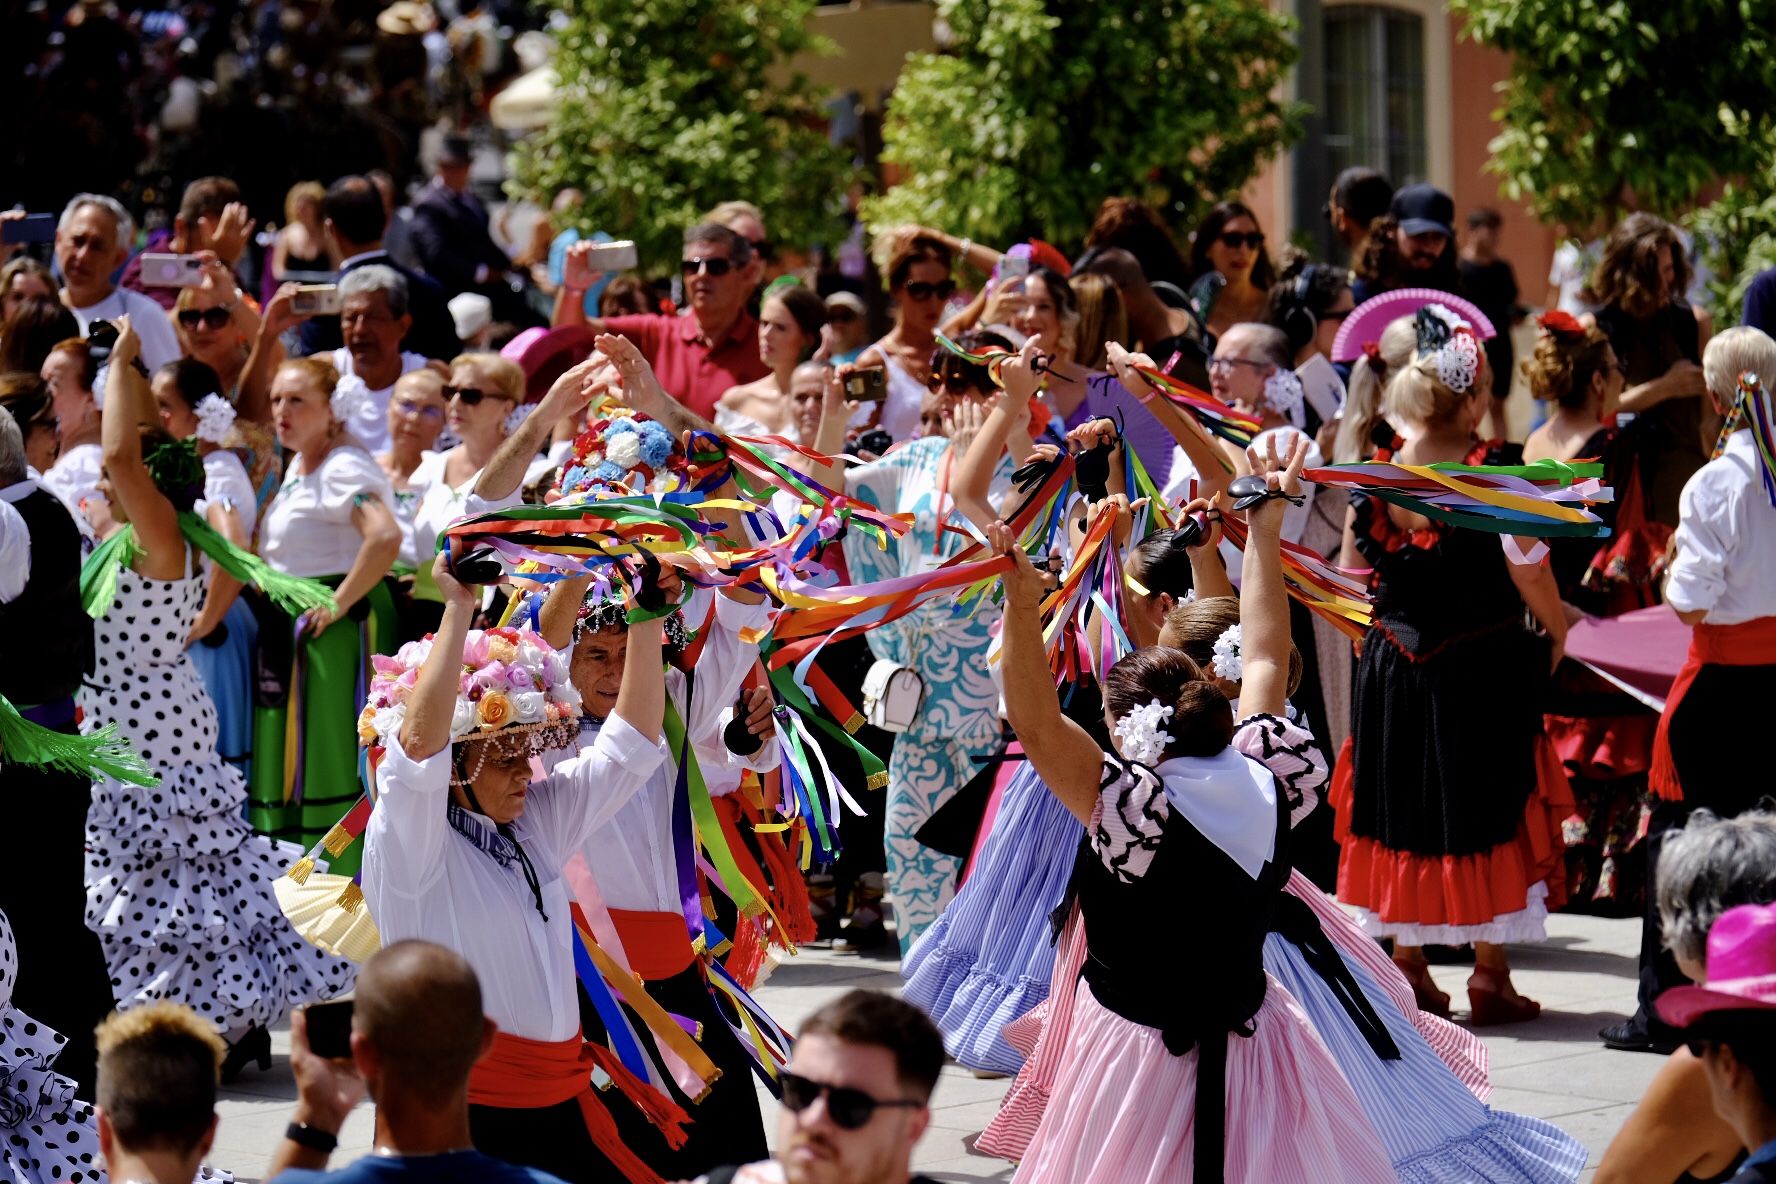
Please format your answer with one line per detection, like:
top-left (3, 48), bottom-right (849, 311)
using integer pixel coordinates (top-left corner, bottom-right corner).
top-left (1211, 623), bottom-right (1243, 683)
top-left (1414, 304), bottom-right (1481, 394)
top-left (558, 407), bottom-right (684, 495)
top-left (357, 625), bottom-right (582, 757)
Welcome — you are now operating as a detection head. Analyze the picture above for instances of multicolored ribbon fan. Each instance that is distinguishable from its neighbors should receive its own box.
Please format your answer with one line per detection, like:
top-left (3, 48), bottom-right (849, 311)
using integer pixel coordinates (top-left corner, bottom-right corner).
top-left (1216, 511), bottom-right (1374, 640)
top-left (1127, 366), bottom-right (1263, 446)
top-left (1302, 457), bottom-right (1613, 537)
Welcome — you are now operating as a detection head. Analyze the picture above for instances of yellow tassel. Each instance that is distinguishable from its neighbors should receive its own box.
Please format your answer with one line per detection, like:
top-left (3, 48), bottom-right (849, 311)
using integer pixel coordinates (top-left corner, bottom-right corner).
top-left (337, 882), bottom-right (365, 913)
top-left (842, 711), bottom-right (864, 734)
top-left (867, 770), bottom-right (889, 791)
top-left (321, 824), bottom-right (353, 858)
top-left (286, 856), bottom-right (315, 885)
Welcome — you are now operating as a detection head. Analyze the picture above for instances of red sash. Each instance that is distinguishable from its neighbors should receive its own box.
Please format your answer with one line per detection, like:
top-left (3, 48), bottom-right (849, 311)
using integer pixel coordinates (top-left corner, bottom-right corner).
top-left (469, 1030), bottom-right (670, 1184)
top-left (1649, 616), bottom-right (1776, 799)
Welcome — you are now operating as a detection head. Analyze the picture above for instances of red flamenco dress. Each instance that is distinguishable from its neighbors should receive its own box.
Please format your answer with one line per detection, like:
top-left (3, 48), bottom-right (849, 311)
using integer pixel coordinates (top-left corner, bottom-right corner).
top-left (1332, 443), bottom-right (1574, 944)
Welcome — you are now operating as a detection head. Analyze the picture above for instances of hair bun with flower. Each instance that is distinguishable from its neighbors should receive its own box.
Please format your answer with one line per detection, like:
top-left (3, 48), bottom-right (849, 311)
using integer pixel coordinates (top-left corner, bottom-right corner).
top-left (193, 393), bottom-right (237, 444)
top-left (1114, 698), bottom-right (1177, 765)
top-left (1536, 309), bottom-right (1588, 343)
top-left (1211, 623), bottom-right (1243, 683)
top-left (357, 626), bottom-right (582, 756)
top-left (1414, 304), bottom-right (1480, 394)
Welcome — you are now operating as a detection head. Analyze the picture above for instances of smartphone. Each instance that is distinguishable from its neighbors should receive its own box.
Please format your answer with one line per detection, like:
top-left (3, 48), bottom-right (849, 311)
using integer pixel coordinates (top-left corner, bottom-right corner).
top-left (843, 368), bottom-right (888, 402)
top-left (292, 283), bottom-right (343, 316)
top-left (139, 252), bottom-right (206, 288)
top-left (582, 240), bottom-right (639, 271)
top-left (1, 214), bottom-right (56, 245)
top-left (998, 254), bottom-right (1030, 281)
top-left (303, 998), bottom-right (355, 1059)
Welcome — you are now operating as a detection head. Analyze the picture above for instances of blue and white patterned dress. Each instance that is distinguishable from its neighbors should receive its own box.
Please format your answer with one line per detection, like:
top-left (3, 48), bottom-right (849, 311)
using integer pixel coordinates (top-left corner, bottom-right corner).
top-left (843, 437), bottom-right (1011, 954)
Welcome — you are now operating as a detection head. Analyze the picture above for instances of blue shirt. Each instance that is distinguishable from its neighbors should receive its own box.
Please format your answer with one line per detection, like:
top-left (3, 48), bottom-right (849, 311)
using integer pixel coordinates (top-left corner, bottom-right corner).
top-left (272, 1150), bottom-right (568, 1184)
top-left (1742, 268), bottom-right (1776, 339)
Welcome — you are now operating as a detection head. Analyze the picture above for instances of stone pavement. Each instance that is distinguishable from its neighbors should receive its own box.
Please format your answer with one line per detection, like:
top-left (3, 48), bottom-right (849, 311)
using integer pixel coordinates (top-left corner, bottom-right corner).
top-left (209, 908), bottom-right (1662, 1182)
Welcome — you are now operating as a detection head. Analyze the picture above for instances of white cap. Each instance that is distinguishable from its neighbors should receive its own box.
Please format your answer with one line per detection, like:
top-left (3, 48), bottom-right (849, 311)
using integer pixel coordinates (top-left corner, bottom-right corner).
top-left (449, 292), bottom-right (493, 342)
top-left (824, 291), bottom-right (866, 315)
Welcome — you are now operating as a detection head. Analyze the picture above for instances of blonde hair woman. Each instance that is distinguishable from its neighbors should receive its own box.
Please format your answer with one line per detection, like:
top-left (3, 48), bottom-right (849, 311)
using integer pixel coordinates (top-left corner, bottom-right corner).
top-left (267, 180), bottom-right (333, 298)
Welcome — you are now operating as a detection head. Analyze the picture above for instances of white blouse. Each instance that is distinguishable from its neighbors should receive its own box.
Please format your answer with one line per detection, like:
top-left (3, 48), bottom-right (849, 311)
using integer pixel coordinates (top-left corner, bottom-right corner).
top-left (1665, 431), bottom-right (1776, 625)
top-left (545, 594), bottom-right (775, 914)
top-left (364, 715), bottom-right (668, 1042)
top-left (404, 450), bottom-right (521, 575)
top-left (260, 445), bottom-right (396, 579)
top-left (197, 449), bottom-right (259, 537)
top-left (327, 348), bottom-right (429, 454)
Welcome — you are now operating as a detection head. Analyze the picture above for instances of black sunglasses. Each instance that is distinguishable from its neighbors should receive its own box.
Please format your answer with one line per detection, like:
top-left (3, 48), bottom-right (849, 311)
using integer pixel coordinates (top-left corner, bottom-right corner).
top-left (927, 370), bottom-right (976, 394)
top-left (779, 1072), bottom-right (922, 1130)
top-left (1218, 231), bottom-right (1265, 250)
top-left (444, 386), bottom-right (508, 406)
top-left (902, 279), bottom-right (956, 303)
top-left (681, 256), bottom-right (734, 278)
top-left (177, 307), bottom-right (232, 330)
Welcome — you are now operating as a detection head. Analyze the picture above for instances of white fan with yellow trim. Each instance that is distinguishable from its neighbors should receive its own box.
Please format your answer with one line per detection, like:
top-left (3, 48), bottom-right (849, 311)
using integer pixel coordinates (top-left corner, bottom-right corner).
top-left (275, 858), bottom-right (382, 964)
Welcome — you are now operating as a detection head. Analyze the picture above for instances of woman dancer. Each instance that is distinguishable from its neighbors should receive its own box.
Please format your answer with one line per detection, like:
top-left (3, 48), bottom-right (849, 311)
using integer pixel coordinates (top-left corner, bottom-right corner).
top-left (1334, 306), bottom-right (1573, 1023)
top-left (81, 317), bottom-right (354, 1081)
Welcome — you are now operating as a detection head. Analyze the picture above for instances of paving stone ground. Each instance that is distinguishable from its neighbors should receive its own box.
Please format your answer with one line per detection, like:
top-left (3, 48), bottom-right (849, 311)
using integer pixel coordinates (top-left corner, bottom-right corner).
top-left (210, 909), bottom-right (1659, 1182)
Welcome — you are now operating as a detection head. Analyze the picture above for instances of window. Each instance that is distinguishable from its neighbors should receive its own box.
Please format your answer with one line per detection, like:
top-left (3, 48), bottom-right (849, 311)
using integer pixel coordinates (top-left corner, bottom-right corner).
top-left (1323, 6), bottom-right (1428, 186)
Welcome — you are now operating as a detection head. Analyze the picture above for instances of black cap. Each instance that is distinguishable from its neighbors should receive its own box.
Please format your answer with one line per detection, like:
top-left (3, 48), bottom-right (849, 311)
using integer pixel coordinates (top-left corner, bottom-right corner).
top-left (439, 135), bottom-right (472, 166)
top-left (1391, 183), bottom-right (1454, 239)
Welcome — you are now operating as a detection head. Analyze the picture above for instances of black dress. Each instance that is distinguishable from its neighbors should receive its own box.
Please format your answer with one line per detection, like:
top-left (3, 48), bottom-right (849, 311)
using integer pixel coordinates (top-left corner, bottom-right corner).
top-left (1595, 301), bottom-right (1706, 527)
top-left (1333, 442), bottom-right (1569, 944)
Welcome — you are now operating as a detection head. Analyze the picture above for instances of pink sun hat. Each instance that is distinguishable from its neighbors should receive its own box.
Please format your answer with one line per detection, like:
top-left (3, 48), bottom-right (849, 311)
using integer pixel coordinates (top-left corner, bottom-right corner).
top-left (501, 324), bottom-right (596, 402)
top-left (1331, 287), bottom-right (1497, 363)
top-left (1655, 901), bottom-right (1776, 1030)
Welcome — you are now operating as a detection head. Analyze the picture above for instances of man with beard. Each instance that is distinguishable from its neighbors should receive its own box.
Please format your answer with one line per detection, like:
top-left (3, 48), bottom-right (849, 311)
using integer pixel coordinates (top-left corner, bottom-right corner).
top-left (1351, 183), bottom-right (1465, 304)
top-left (690, 991), bottom-right (946, 1184)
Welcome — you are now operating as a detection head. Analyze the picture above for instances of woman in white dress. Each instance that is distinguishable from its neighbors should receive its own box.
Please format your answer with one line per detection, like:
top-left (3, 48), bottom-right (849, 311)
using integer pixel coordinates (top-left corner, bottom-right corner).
top-left (375, 368), bottom-right (449, 639)
top-left (250, 356), bottom-right (403, 871)
top-left (81, 317), bottom-right (354, 1083)
top-left (714, 284), bottom-right (827, 445)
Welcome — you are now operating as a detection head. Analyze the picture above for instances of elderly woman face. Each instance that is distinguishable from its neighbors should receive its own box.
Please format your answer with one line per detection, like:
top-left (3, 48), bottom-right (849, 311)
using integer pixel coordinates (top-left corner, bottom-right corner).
top-left (445, 358), bottom-right (515, 445)
top-left (456, 741), bottom-right (533, 825)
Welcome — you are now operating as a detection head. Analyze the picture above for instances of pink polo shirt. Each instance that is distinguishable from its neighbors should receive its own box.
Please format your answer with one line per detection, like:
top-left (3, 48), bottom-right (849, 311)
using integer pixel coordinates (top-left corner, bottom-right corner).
top-left (602, 309), bottom-right (768, 420)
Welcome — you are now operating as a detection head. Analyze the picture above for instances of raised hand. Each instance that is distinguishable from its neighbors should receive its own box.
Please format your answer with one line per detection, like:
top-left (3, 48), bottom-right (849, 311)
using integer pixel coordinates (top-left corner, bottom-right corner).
top-left (989, 520), bottom-right (1044, 610)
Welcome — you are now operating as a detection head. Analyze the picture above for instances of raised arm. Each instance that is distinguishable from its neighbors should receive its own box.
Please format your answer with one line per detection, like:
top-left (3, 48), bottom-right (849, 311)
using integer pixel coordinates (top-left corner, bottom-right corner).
top-left (597, 333), bottom-right (710, 438)
top-left (805, 366), bottom-right (854, 491)
top-left (954, 340), bottom-right (1041, 531)
top-left (538, 572), bottom-right (593, 651)
top-left (1236, 434), bottom-right (1309, 722)
top-left (238, 284), bottom-right (304, 424)
top-left (991, 521), bottom-right (1107, 823)
top-left (476, 354), bottom-right (608, 501)
top-left (1106, 341), bottom-right (1239, 500)
top-left (399, 553), bottom-right (476, 760)
top-left (101, 316), bottom-right (185, 575)
top-left (550, 241), bottom-right (611, 332)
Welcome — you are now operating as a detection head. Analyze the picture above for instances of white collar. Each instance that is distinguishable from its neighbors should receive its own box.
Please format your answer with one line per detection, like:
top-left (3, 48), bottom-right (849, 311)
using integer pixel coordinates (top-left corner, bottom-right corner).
top-left (1152, 747), bottom-right (1277, 878)
top-left (0, 477), bottom-right (43, 505)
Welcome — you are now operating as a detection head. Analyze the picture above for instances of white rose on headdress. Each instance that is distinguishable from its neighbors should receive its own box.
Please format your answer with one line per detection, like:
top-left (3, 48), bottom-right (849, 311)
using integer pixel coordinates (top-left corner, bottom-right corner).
top-left (606, 432), bottom-right (643, 470)
top-left (450, 697), bottom-right (477, 738)
top-left (372, 706), bottom-right (404, 741)
top-left (193, 394), bottom-right (237, 444)
top-left (511, 691), bottom-right (546, 724)
top-left (551, 680), bottom-right (583, 711)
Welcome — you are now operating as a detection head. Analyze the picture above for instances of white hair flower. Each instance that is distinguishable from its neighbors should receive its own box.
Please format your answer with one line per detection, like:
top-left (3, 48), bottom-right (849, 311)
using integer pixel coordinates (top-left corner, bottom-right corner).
top-left (330, 376), bottom-right (374, 426)
top-left (1435, 331), bottom-right (1481, 395)
top-left (193, 393), bottom-right (236, 444)
top-left (1212, 623), bottom-right (1243, 683)
top-left (1114, 698), bottom-right (1176, 765)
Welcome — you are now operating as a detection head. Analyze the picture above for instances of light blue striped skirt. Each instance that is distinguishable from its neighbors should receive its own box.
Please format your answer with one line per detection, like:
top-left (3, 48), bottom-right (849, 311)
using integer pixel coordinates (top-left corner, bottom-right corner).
top-left (1263, 931), bottom-right (1587, 1181)
top-left (902, 759), bottom-right (1082, 1075)
top-left (187, 596), bottom-right (257, 790)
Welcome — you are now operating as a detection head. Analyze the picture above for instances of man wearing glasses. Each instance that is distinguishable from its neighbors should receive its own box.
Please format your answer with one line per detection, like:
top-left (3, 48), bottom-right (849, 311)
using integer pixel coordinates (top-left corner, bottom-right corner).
top-left (691, 990), bottom-right (946, 1184)
top-left (554, 223), bottom-right (769, 419)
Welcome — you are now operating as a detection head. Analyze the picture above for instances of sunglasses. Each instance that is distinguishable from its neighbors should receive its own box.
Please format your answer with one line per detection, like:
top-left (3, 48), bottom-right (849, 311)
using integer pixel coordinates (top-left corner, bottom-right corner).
top-left (681, 256), bottom-right (734, 278)
top-left (1207, 356), bottom-right (1269, 373)
top-left (927, 370), bottom-right (976, 394)
top-left (177, 307), bottom-right (232, 330)
top-left (394, 398), bottom-right (445, 420)
top-left (779, 1072), bottom-right (922, 1131)
top-left (902, 279), bottom-right (956, 303)
top-left (444, 386), bottom-right (510, 406)
top-left (1218, 231), bottom-right (1265, 250)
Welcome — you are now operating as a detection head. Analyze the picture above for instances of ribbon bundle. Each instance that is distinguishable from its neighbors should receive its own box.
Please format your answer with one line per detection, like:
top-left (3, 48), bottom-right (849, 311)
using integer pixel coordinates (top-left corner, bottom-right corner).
top-left (1128, 366), bottom-right (1263, 446)
top-left (1216, 512), bottom-right (1375, 640)
top-left (1302, 457), bottom-right (1613, 537)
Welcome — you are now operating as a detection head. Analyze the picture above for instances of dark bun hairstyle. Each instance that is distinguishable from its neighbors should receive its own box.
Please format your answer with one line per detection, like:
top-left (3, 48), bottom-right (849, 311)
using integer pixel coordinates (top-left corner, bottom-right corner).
top-left (1163, 596), bottom-right (1303, 697)
top-left (1103, 646), bottom-right (1233, 759)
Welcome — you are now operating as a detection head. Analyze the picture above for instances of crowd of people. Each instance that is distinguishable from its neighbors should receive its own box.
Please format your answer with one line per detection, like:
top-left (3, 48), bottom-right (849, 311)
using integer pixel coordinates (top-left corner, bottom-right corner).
top-left (3, 8), bottom-right (1776, 1183)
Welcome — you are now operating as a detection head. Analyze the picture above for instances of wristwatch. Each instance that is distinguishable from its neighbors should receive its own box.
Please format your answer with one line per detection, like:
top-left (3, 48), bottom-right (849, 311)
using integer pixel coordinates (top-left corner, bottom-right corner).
top-left (285, 1122), bottom-right (339, 1153)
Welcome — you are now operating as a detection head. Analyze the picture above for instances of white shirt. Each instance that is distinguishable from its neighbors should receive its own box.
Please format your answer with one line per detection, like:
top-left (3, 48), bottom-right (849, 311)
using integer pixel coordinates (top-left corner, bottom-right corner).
top-left (364, 716), bottom-right (667, 1042)
top-left (0, 486), bottom-right (29, 604)
top-left (260, 445), bottom-right (395, 578)
top-left (1665, 431), bottom-right (1776, 625)
top-left (69, 287), bottom-right (182, 374)
top-left (41, 443), bottom-right (104, 518)
top-left (197, 449), bottom-right (258, 537)
top-left (327, 348), bottom-right (429, 453)
top-left (546, 595), bottom-right (774, 914)
top-left (404, 450), bottom-right (521, 572)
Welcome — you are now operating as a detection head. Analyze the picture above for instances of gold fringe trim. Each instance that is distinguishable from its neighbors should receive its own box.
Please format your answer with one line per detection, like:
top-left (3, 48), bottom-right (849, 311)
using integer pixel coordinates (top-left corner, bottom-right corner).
top-left (866, 770), bottom-right (890, 790)
top-left (321, 824), bottom-right (353, 858)
top-left (842, 711), bottom-right (864, 735)
top-left (286, 856), bottom-right (315, 885)
top-left (336, 882), bottom-right (365, 913)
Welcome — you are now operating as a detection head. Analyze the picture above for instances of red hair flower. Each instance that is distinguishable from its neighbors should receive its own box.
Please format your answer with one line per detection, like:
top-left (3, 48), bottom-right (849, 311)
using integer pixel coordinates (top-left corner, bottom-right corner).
top-left (1537, 310), bottom-right (1587, 342)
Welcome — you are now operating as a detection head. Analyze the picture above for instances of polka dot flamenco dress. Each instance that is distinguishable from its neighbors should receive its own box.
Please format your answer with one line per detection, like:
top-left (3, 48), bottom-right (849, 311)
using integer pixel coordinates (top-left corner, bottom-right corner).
top-left (82, 559), bottom-right (356, 1050)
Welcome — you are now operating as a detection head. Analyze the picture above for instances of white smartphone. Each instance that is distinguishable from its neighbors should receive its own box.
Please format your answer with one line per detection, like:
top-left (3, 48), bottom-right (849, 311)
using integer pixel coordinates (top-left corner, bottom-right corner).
top-left (583, 240), bottom-right (639, 271)
top-left (292, 283), bottom-right (342, 316)
top-left (139, 253), bottom-right (206, 287)
top-left (998, 254), bottom-right (1030, 280)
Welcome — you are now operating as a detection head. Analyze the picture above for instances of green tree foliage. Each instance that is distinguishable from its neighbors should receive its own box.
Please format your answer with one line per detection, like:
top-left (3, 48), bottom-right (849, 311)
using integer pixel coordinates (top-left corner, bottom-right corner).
top-left (1690, 170), bottom-right (1776, 329)
top-left (1452, 0), bottom-right (1776, 234)
top-left (860, 0), bottom-right (1303, 249)
top-left (514, 0), bottom-right (857, 275)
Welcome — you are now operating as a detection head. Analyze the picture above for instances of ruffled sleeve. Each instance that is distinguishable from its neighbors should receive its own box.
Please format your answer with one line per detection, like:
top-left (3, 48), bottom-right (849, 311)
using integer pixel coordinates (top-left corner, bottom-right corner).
top-left (1089, 755), bottom-right (1170, 882)
top-left (318, 446), bottom-right (396, 524)
top-left (1233, 713), bottom-right (1328, 829)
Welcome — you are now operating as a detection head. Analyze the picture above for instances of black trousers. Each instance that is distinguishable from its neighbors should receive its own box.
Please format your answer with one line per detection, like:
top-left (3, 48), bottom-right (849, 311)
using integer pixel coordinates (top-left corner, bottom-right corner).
top-left (1631, 662), bottom-right (1776, 1033)
top-left (469, 1098), bottom-right (628, 1184)
top-left (1, 752), bottom-right (112, 1099)
top-left (578, 962), bottom-right (769, 1180)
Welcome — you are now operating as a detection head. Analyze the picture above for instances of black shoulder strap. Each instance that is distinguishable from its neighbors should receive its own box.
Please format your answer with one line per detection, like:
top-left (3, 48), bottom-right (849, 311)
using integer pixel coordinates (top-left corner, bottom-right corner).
top-left (700, 1168), bottom-right (740, 1184)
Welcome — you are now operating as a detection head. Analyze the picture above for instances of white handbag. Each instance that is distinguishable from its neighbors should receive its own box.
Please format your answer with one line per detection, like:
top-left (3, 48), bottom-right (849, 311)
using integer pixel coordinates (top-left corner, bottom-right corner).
top-left (862, 659), bottom-right (926, 733)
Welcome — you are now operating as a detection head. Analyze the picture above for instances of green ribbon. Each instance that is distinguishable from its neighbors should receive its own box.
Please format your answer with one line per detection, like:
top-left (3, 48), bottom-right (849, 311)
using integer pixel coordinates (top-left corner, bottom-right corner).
top-left (81, 513), bottom-right (338, 620)
top-left (0, 694), bottom-right (157, 787)
top-left (663, 697), bottom-right (768, 918)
